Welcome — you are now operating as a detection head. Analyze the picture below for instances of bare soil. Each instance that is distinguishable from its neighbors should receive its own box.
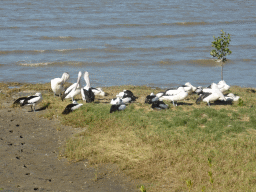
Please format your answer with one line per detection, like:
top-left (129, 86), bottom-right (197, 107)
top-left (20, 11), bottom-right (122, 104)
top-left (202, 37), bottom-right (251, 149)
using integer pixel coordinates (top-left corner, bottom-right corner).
top-left (0, 98), bottom-right (140, 191)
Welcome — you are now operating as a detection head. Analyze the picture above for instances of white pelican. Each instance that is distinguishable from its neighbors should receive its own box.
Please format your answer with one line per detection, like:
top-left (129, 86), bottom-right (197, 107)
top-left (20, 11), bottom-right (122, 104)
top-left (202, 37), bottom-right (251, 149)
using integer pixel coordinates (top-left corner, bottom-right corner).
top-left (151, 100), bottom-right (169, 110)
top-left (110, 104), bottom-right (126, 113)
top-left (110, 97), bottom-right (123, 105)
top-left (116, 90), bottom-right (138, 102)
top-left (217, 80), bottom-right (230, 92)
top-left (62, 100), bottom-right (83, 114)
top-left (91, 87), bottom-right (105, 96)
top-left (201, 81), bottom-right (230, 94)
top-left (145, 93), bottom-right (159, 104)
top-left (81, 71), bottom-right (95, 103)
top-left (196, 83), bottom-right (226, 106)
top-left (156, 92), bottom-right (165, 98)
top-left (15, 92), bottom-right (43, 112)
top-left (13, 96), bottom-right (29, 105)
top-left (110, 97), bottom-right (126, 113)
top-left (219, 93), bottom-right (240, 102)
top-left (159, 87), bottom-right (188, 106)
top-left (61, 71), bottom-right (82, 101)
top-left (164, 85), bottom-right (192, 96)
top-left (51, 72), bottom-right (70, 97)
top-left (117, 95), bottom-right (132, 104)
top-left (184, 82), bottom-right (197, 93)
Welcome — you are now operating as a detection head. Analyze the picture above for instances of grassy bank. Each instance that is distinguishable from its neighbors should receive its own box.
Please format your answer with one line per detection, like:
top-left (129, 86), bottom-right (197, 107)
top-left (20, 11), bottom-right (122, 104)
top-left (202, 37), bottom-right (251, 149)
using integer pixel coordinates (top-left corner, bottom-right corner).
top-left (1, 82), bottom-right (256, 191)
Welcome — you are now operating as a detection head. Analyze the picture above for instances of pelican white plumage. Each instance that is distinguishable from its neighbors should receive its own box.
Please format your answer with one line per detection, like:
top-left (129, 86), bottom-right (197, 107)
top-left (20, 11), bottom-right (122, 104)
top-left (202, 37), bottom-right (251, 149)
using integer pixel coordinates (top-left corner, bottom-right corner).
top-left (110, 96), bottom-right (126, 113)
top-left (159, 87), bottom-right (188, 106)
top-left (201, 81), bottom-right (230, 94)
top-left (81, 71), bottom-right (95, 103)
top-left (16, 92), bottom-right (43, 112)
top-left (110, 104), bottom-right (126, 113)
top-left (62, 100), bottom-right (83, 114)
top-left (184, 82), bottom-right (197, 93)
top-left (110, 97), bottom-right (123, 105)
top-left (61, 71), bottom-right (82, 101)
top-left (217, 80), bottom-right (230, 92)
top-left (164, 85), bottom-right (192, 96)
top-left (151, 100), bottom-right (169, 110)
top-left (196, 83), bottom-right (226, 106)
top-left (51, 72), bottom-right (70, 97)
top-left (116, 90), bottom-right (137, 103)
top-left (219, 93), bottom-right (240, 102)
top-left (145, 92), bottom-right (159, 104)
top-left (92, 87), bottom-right (105, 96)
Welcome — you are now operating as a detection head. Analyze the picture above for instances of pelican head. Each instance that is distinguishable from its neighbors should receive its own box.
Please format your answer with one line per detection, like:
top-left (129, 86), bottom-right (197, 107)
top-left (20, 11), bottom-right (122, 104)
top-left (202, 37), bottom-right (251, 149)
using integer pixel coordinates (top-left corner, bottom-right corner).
top-left (75, 71), bottom-right (82, 89)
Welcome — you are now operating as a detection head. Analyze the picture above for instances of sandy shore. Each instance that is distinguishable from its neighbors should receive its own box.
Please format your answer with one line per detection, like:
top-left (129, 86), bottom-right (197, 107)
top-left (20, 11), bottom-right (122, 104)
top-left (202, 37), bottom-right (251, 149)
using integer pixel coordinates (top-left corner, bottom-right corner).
top-left (0, 97), bottom-right (140, 191)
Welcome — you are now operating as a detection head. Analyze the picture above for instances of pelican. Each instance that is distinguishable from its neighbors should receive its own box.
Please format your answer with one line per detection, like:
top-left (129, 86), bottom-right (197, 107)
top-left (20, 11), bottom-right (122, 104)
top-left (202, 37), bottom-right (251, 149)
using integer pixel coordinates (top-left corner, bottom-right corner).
top-left (61, 71), bottom-right (82, 101)
top-left (116, 90), bottom-right (138, 102)
top-left (217, 80), bottom-right (230, 92)
top-left (201, 81), bottom-right (230, 94)
top-left (91, 87), bottom-right (105, 96)
top-left (13, 96), bottom-right (29, 105)
top-left (14, 92), bottom-right (43, 112)
top-left (110, 97), bottom-right (123, 105)
top-left (196, 83), bottom-right (226, 106)
top-left (110, 104), bottom-right (126, 113)
top-left (183, 82), bottom-right (197, 93)
top-left (110, 96), bottom-right (126, 113)
top-left (145, 93), bottom-right (159, 104)
top-left (81, 71), bottom-right (95, 103)
top-left (62, 100), bottom-right (83, 114)
top-left (159, 87), bottom-right (188, 106)
top-left (151, 100), bottom-right (169, 110)
top-left (51, 72), bottom-right (70, 97)
top-left (164, 85), bottom-right (192, 96)
top-left (219, 93), bottom-right (240, 102)
top-left (117, 95), bottom-right (132, 104)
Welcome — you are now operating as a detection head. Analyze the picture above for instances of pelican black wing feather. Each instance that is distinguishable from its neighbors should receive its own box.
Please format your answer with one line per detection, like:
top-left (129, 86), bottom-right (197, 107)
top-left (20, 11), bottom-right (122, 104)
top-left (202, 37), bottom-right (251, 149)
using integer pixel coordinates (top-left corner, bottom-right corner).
top-left (13, 97), bottom-right (28, 105)
top-left (83, 88), bottom-right (95, 103)
top-left (196, 93), bottom-right (212, 104)
top-left (62, 104), bottom-right (77, 114)
top-left (21, 96), bottom-right (38, 106)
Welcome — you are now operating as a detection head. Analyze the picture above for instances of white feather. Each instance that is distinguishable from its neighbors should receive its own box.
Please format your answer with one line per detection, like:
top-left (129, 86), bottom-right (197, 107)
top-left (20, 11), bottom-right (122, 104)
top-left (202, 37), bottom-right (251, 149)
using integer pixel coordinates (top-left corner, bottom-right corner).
top-left (51, 72), bottom-right (69, 96)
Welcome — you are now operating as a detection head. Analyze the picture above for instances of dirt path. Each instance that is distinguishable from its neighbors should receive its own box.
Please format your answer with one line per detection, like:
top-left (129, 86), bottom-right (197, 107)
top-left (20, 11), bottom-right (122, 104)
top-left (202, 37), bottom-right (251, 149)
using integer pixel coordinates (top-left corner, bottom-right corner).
top-left (0, 100), bottom-right (140, 191)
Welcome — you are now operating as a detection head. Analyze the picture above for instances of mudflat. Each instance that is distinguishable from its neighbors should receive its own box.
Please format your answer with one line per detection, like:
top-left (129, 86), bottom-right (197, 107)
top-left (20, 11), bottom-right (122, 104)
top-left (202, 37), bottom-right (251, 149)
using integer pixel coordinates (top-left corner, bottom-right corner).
top-left (0, 99), bottom-right (139, 191)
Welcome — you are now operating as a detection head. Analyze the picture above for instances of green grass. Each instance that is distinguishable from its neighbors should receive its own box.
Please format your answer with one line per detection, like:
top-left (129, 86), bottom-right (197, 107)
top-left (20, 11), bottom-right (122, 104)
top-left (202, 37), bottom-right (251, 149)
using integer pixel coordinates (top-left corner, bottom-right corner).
top-left (2, 82), bottom-right (256, 191)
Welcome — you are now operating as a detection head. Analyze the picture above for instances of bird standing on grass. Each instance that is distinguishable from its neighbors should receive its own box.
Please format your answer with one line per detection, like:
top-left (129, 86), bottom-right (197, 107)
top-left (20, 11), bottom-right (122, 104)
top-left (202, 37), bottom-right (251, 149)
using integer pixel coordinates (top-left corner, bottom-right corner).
top-left (61, 71), bottom-right (82, 101)
top-left (159, 87), bottom-right (188, 106)
top-left (81, 71), bottom-right (95, 103)
top-left (13, 92), bottom-right (43, 112)
top-left (51, 72), bottom-right (70, 97)
top-left (196, 83), bottom-right (226, 106)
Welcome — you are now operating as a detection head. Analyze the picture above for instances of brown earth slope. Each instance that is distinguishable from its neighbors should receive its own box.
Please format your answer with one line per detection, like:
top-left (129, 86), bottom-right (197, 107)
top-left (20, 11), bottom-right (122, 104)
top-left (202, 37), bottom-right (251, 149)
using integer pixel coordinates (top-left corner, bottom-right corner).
top-left (0, 99), bottom-right (140, 192)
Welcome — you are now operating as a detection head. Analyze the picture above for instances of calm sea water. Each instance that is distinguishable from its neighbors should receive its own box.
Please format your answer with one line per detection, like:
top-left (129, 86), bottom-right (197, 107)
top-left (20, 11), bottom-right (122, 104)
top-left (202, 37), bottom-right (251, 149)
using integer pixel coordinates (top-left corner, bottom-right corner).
top-left (1, 0), bottom-right (256, 88)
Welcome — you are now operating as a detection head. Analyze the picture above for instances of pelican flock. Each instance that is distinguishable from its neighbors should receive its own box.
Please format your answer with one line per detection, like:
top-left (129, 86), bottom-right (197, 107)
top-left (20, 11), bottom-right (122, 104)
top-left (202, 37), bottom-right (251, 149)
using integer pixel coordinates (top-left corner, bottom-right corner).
top-left (13, 69), bottom-right (240, 114)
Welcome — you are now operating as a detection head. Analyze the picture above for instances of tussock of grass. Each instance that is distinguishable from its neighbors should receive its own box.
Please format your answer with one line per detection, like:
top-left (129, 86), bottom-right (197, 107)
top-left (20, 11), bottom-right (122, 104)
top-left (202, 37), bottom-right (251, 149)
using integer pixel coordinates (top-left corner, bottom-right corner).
top-left (2, 82), bottom-right (256, 191)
